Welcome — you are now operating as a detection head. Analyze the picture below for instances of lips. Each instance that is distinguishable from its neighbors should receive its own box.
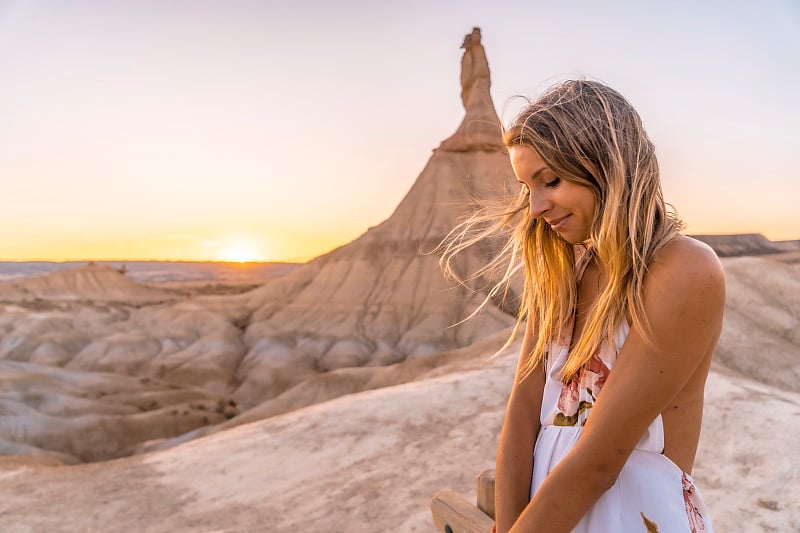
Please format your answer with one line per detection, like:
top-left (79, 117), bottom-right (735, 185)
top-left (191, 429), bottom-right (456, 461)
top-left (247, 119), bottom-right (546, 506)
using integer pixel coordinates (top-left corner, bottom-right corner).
top-left (547, 214), bottom-right (571, 231)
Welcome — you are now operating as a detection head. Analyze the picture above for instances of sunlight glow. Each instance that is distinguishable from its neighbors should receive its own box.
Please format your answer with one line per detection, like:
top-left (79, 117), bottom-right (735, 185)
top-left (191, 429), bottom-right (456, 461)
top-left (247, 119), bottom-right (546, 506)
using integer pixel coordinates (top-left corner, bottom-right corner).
top-left (205, 233), bottom-right (273, 263)
top-left (217, 242), bottom-right (264, 263)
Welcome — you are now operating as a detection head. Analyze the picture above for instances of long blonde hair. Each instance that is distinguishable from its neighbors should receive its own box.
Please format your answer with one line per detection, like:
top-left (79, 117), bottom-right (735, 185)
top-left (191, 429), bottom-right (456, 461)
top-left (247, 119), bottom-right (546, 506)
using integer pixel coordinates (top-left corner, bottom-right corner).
top-left (439, 80), bottom-right (683, 382)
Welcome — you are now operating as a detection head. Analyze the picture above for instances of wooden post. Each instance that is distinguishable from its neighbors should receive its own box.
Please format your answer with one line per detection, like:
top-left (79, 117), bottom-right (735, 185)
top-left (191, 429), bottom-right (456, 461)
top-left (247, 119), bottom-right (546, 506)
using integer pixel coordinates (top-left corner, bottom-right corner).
top-left (430, 489), bottom-right (495, 533)
top-left (476, 469), bottom-right (496, 520)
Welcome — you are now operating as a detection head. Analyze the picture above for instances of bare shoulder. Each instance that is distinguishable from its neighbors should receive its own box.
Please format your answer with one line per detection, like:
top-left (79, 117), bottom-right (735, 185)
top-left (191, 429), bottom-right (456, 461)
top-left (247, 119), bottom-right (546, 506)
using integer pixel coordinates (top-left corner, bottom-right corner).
top-left (647, 235), bottom-right (725, 301)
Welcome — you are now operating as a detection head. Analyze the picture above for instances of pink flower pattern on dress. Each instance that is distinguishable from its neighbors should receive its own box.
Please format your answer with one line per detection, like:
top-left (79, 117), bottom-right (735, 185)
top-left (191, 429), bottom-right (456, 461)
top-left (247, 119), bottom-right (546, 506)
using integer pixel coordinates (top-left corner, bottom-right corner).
top-left (554, 349), bottom-right (611, 426)
top-left (557, 372), bottom-right (581, 414)
top-left (586, 352), bottom-right (610, 389)
top-left (682, 472), bottom-right (707, 533)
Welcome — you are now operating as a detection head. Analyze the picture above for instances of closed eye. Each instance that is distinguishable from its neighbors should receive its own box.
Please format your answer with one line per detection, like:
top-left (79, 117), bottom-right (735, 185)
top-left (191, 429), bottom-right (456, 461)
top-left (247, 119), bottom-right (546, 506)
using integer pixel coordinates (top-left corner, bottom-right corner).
top-left (544, 176), bottom-right (561, 188)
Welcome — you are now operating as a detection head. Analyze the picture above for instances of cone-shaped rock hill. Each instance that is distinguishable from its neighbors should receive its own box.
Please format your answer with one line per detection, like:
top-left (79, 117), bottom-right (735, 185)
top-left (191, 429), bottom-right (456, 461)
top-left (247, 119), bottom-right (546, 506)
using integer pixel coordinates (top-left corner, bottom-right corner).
top-left (231, 27), bottom-right (518, 406)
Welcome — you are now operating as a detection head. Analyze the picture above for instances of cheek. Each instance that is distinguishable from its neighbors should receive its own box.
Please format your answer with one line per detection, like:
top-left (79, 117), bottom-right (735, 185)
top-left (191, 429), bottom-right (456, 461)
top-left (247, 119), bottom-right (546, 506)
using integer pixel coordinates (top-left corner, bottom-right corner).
top-left (580, 193), bottom-right (598, 220)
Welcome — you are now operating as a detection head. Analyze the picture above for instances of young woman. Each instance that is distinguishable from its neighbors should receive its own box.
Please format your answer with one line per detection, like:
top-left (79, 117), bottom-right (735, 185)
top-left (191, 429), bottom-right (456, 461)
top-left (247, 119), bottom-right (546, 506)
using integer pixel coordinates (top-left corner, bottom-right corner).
top-left (441, 80), bottom-right (725, 532)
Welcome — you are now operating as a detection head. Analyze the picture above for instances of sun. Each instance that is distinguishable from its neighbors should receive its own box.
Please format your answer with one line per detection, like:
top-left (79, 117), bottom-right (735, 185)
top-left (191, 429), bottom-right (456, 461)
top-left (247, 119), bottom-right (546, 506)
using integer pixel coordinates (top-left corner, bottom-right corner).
top-left (216, 239), bottom-right (266, 263)
top-left (218, 248), bottom-right (257, 263)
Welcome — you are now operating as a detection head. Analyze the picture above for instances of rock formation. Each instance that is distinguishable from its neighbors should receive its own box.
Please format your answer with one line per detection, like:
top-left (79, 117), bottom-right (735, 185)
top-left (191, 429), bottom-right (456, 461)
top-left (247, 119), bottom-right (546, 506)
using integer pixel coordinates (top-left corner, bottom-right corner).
top-left (227, 26), bottom-right (518, 408)
top-left (440, 27), bottom-right (505, 152)
top-left (0, 27), bottom-right (518, 460)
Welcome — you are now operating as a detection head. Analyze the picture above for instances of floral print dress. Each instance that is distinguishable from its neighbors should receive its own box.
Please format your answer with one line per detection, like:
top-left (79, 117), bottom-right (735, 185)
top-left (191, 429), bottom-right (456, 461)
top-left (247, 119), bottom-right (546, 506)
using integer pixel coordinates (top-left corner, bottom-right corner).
top-left (529, 249), bottom-right (713, 532)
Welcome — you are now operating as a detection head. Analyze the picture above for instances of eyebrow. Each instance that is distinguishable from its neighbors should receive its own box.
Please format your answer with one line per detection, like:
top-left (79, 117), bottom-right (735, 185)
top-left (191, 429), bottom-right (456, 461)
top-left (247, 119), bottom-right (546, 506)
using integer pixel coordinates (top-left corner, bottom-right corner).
top-left (517, 167), bottom-right (549, 183)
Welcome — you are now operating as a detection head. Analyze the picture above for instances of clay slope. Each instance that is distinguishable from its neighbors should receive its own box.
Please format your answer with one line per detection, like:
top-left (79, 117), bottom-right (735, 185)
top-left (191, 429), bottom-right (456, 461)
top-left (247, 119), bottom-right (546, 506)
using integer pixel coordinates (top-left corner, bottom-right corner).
top-left (135, 327), bottom-right (516, 453)
top-left (0, 297), bottom-right (249, 461)
top-left (714, 253), bottom-right (800, 392)
top-left (0, 360), bottom-right (237, 463)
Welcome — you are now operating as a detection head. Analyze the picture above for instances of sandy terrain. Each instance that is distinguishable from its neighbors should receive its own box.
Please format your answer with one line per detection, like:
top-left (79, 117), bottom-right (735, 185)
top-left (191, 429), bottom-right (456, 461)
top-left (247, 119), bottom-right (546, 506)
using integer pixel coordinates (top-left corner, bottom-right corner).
top-left (0, 317), bottom-right (798, 532)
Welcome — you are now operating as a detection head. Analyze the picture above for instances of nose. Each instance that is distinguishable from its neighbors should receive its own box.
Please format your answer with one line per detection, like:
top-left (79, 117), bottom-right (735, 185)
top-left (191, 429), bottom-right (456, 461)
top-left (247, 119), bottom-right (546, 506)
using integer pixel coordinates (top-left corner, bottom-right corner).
top-left (528, 189), bottom-right (553, 219)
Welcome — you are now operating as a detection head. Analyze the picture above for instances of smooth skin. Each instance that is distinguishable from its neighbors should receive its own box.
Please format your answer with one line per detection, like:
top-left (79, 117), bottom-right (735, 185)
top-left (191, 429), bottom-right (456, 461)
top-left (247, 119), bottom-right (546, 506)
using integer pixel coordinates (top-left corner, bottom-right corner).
top-left (493, 147), bottom-right (726, 532)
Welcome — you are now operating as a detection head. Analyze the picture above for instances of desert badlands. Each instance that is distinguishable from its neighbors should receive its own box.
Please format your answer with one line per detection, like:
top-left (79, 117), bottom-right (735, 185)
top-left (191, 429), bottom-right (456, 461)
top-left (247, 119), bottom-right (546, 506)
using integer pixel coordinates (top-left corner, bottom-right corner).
top-left (1, 28), bottom-right (799, 532)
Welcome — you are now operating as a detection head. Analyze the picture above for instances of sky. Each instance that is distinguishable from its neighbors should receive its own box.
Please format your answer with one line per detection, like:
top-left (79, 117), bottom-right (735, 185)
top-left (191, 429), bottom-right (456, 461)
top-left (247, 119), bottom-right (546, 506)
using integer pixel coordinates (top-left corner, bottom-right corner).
top-left (1, 0), bottom-right (798, 262)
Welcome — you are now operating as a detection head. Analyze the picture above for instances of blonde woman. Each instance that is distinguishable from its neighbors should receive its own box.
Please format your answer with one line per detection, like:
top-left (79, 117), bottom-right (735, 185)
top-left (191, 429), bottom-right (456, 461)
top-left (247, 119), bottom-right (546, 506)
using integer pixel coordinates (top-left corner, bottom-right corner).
top-left (441, 80), bottom-right (724, 532)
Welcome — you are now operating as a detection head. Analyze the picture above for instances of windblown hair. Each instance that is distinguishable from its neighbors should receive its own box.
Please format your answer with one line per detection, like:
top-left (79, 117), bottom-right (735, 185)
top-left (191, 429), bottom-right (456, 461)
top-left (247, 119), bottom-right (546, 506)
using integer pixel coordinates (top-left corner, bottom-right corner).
top-left (439, 79), bottom-right (683, 382)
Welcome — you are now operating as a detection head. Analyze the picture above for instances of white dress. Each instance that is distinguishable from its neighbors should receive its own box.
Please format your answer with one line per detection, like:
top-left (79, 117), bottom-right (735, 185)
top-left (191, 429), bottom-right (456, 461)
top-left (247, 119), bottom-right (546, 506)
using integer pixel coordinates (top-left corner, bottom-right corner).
top-left (529, 251), bottom-right (713, 532)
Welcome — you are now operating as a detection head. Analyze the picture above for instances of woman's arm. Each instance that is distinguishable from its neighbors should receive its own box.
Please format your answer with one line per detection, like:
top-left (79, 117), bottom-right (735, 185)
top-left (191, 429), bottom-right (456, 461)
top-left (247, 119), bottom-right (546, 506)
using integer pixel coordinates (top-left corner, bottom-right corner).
top-left (495, 320), bottom-right (546, 533)
top-left (510, 237), bottom-right (725, 532)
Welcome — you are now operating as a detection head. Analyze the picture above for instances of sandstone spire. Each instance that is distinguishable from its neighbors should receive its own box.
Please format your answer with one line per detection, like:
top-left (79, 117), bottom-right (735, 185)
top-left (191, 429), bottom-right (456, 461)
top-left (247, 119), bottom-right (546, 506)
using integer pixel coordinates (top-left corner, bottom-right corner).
top-left (440, 27), bottom-right (505, 152)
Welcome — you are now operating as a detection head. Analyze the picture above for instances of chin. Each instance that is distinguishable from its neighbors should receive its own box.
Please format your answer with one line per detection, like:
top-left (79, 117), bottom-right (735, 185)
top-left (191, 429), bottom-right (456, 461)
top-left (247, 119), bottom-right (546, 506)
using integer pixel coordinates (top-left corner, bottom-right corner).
top-left (559, 233), bottom-right (583, 245)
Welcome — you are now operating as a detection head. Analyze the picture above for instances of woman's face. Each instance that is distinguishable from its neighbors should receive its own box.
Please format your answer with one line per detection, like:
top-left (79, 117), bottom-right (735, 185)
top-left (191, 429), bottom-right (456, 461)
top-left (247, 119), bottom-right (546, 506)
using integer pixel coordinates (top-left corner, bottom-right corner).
top-left (509, 145), bottom-right (597, 244)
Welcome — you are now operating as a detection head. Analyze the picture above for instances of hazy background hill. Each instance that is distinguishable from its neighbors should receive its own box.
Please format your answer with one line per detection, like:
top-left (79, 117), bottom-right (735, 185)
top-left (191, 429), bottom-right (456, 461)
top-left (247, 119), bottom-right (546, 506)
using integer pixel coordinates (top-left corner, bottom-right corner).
top-left (0, 260), bottom-right (298, 284)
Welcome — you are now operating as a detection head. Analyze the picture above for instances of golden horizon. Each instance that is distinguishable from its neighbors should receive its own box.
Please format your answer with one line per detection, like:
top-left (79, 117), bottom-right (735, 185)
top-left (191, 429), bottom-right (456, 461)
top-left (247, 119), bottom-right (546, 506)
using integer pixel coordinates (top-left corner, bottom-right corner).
top-left (0, 228), bottom-right (352, 265)
top-left (1, 227), bottom-right (797, 265)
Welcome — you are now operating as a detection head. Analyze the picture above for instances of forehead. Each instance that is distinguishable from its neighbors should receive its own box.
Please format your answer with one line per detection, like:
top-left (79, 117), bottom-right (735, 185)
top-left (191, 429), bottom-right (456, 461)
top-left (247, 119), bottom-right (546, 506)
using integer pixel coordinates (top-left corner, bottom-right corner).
top-left (509, 145), bottom-right (548, 176)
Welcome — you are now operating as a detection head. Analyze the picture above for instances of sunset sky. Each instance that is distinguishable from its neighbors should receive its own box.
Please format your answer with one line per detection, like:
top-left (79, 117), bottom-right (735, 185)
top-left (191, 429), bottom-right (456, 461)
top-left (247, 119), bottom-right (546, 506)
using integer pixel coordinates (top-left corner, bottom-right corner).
top-left (1, 1), bottom-right (798, 262)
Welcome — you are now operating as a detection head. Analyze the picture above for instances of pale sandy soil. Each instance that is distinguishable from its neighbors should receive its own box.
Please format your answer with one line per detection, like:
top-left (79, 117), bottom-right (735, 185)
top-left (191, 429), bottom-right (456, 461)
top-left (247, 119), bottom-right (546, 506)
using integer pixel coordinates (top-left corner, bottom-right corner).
top-left (0, 336), bottom-right (798, 532)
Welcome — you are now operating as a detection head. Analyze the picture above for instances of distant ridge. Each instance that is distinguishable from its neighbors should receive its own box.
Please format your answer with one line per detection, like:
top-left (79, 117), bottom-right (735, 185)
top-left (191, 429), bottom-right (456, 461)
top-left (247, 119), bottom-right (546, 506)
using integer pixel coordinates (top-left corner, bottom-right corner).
top-left (690, 233), bottom-right (800, 257)
top-left (0, 264), bottom-right (176, 303)
top-left (0, 261), bottom-right (299, 283)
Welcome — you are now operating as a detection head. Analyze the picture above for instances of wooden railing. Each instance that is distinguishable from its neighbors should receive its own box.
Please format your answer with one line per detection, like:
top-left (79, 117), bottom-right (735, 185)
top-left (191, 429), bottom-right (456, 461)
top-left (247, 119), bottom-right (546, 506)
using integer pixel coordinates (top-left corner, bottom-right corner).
top-left (430, 469), bottom-right (495, 533)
